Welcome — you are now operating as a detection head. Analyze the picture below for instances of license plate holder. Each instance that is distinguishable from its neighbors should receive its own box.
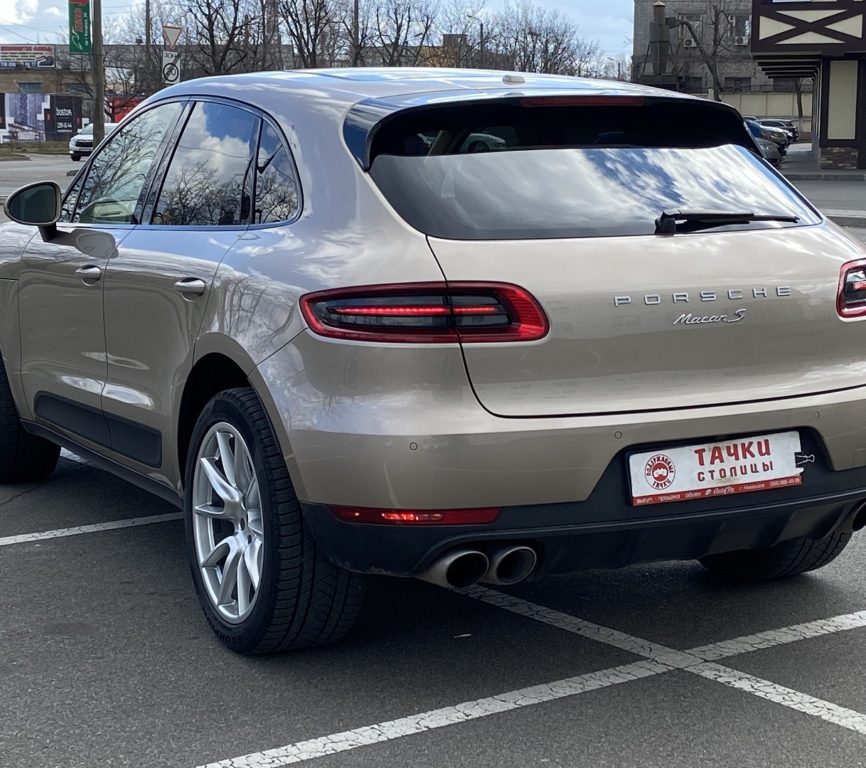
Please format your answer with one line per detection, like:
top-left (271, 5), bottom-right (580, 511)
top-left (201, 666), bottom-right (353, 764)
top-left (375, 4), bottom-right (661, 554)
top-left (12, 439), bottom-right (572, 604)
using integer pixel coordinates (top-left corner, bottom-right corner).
top-left (628, 431), bottom-right (803, 507)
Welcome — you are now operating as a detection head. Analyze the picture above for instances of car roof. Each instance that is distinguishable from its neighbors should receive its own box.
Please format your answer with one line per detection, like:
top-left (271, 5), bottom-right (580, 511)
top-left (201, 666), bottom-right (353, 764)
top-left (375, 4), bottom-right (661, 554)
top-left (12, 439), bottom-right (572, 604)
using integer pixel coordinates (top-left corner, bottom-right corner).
top-left (156, 67), bottom-right (697, 110)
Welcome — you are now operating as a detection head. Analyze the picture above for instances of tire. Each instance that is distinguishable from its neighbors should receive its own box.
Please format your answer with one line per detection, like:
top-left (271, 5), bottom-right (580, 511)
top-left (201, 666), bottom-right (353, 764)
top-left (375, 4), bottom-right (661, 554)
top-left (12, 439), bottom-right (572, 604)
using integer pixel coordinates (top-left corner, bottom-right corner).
top-left (70, 153), bottom-right (80, 161)
top-left (184, 387), bottom-right (365, 654)
top-left (700, 531), bottom-right (851, 581)
top-left (0, 359), bottom-right (59, 483)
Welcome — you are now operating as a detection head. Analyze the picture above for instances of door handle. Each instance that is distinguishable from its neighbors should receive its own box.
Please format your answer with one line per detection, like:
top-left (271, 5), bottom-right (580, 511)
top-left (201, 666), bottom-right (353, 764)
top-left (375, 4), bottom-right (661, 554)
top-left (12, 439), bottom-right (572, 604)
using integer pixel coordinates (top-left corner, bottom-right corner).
top-left (174, 278), bottom-right (207, 297)
top-left (75, 265), bottom-right (102, 284)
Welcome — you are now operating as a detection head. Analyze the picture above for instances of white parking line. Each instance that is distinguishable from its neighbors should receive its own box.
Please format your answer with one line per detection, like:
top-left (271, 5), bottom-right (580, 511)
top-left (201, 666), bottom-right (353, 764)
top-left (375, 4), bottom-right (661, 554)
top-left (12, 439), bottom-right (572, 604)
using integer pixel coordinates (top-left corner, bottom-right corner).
top-left (196, 659), bottom-right (669, 768)
top-left (691, 611), bottom-right (866, 661)
top-left (198, 586), bottom-right (866, 768)
top-left (692, 663), bottom-right (866, 735)
top-left (0, 513), bottom-right (182, 547)
top-left (60, 448), bottom-right (87, 464)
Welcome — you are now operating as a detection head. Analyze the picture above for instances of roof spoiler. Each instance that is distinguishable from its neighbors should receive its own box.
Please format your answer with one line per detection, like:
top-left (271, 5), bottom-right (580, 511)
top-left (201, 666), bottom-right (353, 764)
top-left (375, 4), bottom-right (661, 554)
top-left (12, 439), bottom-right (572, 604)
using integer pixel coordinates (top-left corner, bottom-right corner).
top-left (343, 90), bottom-right (757, 170)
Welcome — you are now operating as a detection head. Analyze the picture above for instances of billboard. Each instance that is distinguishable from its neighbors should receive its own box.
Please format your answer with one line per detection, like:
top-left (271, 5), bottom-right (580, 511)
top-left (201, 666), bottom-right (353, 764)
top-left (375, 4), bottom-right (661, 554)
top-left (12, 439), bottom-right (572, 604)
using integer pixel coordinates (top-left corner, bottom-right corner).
top-left (0, 93), bottom-right (83, 140)
top-left (0, 44), bottom-right (56, 70)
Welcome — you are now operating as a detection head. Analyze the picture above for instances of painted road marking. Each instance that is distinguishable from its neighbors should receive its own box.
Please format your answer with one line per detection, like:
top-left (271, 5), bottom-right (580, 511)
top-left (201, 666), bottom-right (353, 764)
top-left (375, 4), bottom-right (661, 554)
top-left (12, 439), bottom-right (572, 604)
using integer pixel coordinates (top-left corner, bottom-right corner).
top-left (0, 513), bottom-right (182, 547)
top-left (692, 663), bottom-right (866, 735)
top-left (196, 660), bottom-right (669, 768)
top-left (197, 587), bottom-right (866, 768)
top-left (691, 610), bottom-right (866, 661)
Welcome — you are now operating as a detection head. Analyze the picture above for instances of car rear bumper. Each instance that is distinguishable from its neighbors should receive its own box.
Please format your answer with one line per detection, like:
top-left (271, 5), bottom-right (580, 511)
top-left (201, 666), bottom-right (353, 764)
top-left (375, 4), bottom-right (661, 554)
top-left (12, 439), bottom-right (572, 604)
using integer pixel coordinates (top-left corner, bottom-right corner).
top-left (302, 455), bottom-right (866, 577)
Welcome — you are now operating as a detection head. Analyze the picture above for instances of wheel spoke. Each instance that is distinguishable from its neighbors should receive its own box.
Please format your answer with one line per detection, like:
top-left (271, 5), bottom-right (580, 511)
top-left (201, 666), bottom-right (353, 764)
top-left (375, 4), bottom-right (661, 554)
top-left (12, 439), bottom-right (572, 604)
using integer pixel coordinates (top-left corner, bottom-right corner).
top-left (194, 502), bottom-right (227, 519)
top-left (237, 549), bottom-right (251, 615)
top-left (200, 456), bottom-right (241, 506)
top-left (247, 517), bottom-right (263, 537)
top-left (216, 431), bottom-right (237, 488)
top-left (200, 535), bottom-right (232, 568)
top-left (218, 539), bottom-right (241, 607)
top-left (246, 474), bottom-right (260, 510)
top-left (243, 537), bottom-right (262, 591)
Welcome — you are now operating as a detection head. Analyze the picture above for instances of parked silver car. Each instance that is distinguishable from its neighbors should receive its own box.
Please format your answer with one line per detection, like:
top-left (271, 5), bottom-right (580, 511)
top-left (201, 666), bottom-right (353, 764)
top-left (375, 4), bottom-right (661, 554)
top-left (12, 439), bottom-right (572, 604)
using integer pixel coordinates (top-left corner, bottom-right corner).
top-left (3, 69), bottom-right (866, 654)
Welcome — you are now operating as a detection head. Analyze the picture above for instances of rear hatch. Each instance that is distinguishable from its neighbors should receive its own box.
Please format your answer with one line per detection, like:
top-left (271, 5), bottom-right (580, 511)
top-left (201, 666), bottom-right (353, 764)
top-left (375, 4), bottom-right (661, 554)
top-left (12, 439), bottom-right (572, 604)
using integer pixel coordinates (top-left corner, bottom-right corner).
top-left (361, 94), bottom-right (866, 417)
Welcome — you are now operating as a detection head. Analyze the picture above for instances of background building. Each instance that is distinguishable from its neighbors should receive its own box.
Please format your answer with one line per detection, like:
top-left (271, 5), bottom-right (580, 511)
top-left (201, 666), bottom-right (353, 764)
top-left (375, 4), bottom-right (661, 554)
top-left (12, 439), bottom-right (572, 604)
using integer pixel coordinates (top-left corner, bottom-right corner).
top-left (751, 0), bottom-right (866, 169)
top-left (633, 0), bottom-right (813, 135)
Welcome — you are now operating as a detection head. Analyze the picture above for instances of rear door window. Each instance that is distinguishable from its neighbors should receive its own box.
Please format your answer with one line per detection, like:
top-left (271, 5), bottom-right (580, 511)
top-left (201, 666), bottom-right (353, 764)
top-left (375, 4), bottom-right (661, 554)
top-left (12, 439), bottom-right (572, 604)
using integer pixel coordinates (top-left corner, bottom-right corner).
top-left (152, 101), bottom-right (259, 226)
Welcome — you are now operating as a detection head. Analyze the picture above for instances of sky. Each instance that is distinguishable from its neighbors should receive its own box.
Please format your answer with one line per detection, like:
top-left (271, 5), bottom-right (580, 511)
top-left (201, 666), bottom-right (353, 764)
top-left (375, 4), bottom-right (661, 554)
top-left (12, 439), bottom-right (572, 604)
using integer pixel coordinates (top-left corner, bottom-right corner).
top-left (0, 0), bottom-right (634, 57)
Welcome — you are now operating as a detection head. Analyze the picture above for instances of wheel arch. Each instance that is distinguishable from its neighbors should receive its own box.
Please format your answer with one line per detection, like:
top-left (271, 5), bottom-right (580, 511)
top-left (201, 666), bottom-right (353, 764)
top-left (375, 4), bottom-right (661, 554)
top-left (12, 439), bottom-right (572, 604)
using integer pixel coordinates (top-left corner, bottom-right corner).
top-left (176, 340), bottom-right (306, 500)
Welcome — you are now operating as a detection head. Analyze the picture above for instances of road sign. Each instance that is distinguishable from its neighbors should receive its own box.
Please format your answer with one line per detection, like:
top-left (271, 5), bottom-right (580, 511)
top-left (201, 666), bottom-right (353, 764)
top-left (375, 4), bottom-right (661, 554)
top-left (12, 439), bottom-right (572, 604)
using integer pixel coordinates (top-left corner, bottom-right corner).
top-left (68, 0), bottom-right (91, 55)
top-left (162, 24), bottom-right (182, 50)
top-left (162, 50), bottom-right (181, 85)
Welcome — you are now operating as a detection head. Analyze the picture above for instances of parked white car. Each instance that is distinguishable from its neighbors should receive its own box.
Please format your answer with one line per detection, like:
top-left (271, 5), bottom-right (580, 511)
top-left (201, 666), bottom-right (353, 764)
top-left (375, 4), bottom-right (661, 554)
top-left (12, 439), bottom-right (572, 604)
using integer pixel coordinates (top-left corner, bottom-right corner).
top-left (68, 122), bottom-right (118, 161)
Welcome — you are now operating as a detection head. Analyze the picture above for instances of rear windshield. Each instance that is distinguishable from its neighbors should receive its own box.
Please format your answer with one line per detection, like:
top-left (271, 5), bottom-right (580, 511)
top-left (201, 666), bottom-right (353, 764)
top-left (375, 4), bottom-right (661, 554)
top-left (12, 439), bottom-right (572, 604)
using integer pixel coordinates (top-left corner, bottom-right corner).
top-left (367, 103), bottom-right (820, 240)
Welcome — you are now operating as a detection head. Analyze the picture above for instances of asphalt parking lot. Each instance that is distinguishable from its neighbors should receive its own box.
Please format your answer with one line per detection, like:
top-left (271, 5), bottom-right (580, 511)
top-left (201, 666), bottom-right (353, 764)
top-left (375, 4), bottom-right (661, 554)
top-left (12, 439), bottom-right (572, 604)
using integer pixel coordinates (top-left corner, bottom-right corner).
top-left (4, 155), bottom-right (866, 768)
top-left (4, 451), bottom-right (866, 767)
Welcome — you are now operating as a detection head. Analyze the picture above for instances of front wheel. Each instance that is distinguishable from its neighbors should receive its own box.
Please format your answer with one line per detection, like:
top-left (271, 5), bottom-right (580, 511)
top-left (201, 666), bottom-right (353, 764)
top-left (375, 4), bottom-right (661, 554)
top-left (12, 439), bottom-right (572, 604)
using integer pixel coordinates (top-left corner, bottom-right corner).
top-left (700, 530), bottom-right (851, 581)
top-left (184, 387), bottom-right (365, 653)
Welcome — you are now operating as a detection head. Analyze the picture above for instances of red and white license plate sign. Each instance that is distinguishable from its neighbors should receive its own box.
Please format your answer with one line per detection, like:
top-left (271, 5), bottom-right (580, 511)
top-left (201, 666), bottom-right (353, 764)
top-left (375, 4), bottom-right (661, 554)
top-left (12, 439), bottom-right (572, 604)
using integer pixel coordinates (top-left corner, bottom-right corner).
top-left (629, 431), bottom-right (803, 506)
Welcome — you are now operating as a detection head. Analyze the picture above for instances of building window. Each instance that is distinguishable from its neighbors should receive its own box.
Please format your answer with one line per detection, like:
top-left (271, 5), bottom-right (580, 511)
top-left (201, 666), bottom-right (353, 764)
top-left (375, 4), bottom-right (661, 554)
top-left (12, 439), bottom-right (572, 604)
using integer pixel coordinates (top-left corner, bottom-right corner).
top-left (678, 13), bottom-right (703, 45)
top-left (680, 76), bottom-right (705, 93)
top-left (17, 82), bottom-right (42, 94)
top-left (731, 14), bottom-right (752, 38)
top-left (724, 77), bottom-right (752, 92)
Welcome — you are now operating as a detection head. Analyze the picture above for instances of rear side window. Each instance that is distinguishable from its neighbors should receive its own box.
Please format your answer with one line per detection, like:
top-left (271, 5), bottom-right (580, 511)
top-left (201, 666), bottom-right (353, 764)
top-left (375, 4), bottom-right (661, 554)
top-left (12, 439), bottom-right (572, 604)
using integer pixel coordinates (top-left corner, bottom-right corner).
top-left (367, 101), bottom-right (821, 240)
top-left (253, 123), bottom-right (300, 224)
top-left (152, 101), bottom-right (259, 226)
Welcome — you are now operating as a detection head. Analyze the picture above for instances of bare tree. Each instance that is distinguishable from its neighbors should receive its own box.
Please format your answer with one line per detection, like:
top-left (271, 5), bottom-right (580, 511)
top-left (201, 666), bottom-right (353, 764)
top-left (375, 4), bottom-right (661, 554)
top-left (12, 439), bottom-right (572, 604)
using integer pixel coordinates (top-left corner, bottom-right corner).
top-left (489, 1), bottom-right (601, 76)
top-left (669, 0), bottom-right (749, 100)
top-left (372, 0), bottom-right (438, 67)
top-left (279, 0), bottom-right (336, 67)
top-left (183, 0), bottom-right (261, 75)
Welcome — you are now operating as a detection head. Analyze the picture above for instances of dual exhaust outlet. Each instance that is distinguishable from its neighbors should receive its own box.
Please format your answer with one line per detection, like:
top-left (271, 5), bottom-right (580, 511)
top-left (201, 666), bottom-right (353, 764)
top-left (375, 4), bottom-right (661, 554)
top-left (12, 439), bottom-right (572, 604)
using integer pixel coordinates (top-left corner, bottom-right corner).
top-left (418, 545), bottom-right (537, 589)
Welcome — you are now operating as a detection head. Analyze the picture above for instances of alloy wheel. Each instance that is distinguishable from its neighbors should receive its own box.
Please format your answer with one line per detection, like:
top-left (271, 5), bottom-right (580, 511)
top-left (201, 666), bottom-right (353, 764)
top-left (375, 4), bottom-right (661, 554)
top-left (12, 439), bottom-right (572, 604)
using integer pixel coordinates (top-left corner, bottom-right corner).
top-left (191, 422), bottom-right (264, 624)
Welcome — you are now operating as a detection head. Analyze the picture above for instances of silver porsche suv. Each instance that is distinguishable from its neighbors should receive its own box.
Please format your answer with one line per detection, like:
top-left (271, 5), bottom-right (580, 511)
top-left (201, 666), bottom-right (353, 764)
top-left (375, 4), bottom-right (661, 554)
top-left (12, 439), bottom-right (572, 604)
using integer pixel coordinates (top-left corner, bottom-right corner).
top-left (4, 69), bottom-right (866, 654)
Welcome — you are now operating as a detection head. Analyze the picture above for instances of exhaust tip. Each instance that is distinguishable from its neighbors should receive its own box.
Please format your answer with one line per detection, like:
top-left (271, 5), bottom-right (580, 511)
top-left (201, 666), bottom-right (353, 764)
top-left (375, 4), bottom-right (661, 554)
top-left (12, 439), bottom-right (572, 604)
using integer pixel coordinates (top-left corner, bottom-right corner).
top-left (417, 549), bottom-right (490, 589)
top-left (445, 551), bottom-right (490, 588)
top-left (482, 545), bottom-right (538, 586)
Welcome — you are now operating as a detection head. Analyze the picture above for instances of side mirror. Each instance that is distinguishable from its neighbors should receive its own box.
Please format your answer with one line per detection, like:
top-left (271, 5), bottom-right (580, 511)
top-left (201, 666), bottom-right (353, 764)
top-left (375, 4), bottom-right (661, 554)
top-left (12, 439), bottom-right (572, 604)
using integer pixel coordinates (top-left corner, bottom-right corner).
top-left (4, 181), bottom-right (61, 228)
top-left (3, 180), bottom-right (116, 259)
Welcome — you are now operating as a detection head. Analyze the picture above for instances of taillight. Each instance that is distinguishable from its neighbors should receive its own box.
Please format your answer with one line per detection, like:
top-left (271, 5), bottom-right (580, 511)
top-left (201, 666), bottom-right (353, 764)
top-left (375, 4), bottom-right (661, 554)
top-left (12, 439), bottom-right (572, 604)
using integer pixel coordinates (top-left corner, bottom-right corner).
top-left (299, 282), bottom-right (548, 343)
top-left (330, 505), bottom-right (501, 525)
top-left (838, 260), bottom-right (866, 318)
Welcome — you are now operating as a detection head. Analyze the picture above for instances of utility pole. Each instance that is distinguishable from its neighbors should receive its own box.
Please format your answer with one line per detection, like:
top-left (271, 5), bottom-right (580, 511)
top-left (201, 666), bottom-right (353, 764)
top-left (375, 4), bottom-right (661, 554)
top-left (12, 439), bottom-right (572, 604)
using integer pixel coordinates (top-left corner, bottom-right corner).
top-left (144, 0), bottom-right (151, 94)
top-left (92, 0), bottom-right (105, 143)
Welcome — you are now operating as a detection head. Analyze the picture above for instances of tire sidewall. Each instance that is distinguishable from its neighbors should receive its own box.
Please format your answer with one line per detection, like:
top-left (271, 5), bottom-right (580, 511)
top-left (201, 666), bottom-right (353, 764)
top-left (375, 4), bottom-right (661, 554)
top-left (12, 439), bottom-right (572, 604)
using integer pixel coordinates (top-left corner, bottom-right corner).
top-left (183, 391), bottom-right (283, 651)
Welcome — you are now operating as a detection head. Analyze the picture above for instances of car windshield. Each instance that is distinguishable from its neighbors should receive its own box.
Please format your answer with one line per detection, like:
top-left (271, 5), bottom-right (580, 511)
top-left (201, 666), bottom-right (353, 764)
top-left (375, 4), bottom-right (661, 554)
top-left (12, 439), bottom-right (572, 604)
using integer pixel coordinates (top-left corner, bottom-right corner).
top-left (80, 125), bottom-right (93, 135)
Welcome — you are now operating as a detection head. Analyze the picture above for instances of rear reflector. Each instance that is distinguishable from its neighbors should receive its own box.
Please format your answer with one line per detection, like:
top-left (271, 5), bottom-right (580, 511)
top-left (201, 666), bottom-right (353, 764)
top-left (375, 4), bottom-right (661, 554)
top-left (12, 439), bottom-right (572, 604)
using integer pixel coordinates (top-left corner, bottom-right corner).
top-left (330, 506), bottom-right (501, 525)
top-left (299, 282), bottom-right (548, 343)
top-left (838, 260), bottom-right (866, 318)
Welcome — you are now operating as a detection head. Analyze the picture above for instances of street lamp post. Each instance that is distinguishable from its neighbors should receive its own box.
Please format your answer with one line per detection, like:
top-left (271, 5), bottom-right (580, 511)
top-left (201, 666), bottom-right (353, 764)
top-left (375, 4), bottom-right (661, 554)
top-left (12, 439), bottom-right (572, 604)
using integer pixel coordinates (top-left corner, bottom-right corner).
top-left (467, 14), bottom-right (484, 68)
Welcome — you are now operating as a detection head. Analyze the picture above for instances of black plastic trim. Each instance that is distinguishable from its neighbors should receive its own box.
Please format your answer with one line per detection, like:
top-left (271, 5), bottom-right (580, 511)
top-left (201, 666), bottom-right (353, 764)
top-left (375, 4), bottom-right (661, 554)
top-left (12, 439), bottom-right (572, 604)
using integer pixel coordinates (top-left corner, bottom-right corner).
top-left (34, 392), bottom-right (162, 468)
top-left (21, 421), bottom-right (181, 508)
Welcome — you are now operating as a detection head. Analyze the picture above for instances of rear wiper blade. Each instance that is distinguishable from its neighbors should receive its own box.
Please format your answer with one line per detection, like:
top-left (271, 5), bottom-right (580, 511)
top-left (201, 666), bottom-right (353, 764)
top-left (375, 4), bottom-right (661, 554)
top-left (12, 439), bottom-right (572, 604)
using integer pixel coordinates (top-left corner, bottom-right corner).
top-left (655, 210), bottom-right (800, 235)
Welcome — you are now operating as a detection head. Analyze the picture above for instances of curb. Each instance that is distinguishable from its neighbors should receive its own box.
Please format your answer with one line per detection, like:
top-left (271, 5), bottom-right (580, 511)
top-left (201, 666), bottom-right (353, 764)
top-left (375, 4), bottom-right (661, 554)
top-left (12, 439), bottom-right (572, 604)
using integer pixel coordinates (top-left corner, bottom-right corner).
top-left (826, 210), bottom-right (866, 228)
top-left (785, 173), bottom-right (866, 182)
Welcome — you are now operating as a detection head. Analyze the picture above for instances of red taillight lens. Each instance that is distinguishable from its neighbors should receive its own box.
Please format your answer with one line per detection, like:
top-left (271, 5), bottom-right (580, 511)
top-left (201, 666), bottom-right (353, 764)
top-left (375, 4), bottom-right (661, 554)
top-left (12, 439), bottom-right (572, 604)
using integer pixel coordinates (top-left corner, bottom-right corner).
top-left (330, 506), bottom-right (501, 525)
top-left (299, 282), bottom-right (548, 343)
top-left (838, 260), bottom-right (866, 318)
